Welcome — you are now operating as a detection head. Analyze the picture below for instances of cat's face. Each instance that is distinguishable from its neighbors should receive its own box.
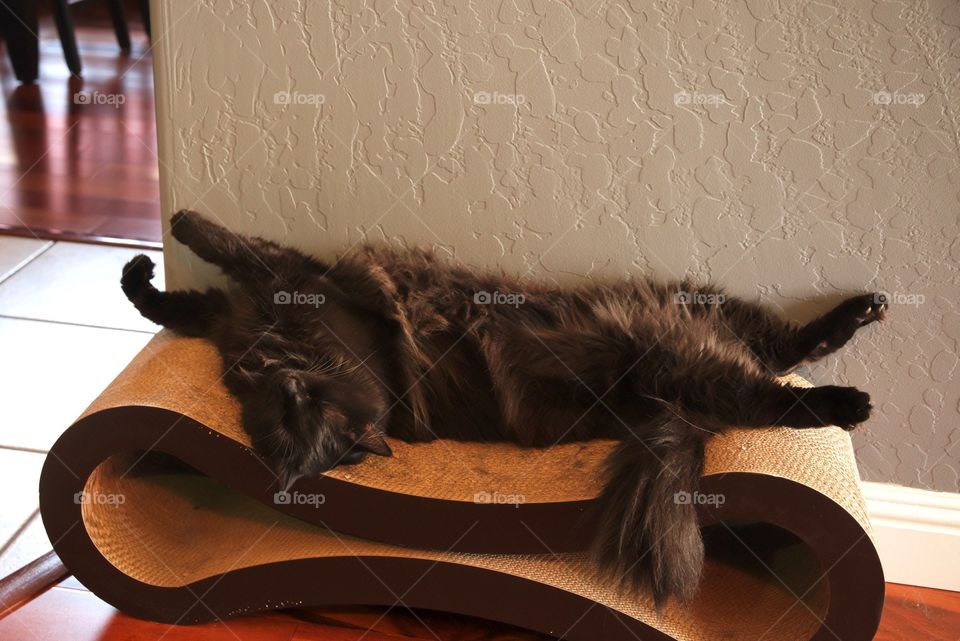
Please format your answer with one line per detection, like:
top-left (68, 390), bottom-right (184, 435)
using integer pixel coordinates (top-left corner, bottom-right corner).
top-left (245, 368), bottom-right (391, 489)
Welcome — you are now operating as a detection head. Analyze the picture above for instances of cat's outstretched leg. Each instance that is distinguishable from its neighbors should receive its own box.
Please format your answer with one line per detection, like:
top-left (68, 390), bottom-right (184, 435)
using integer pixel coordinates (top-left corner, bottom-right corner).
top-left (718, 380), bottom-right (872, 431)
top-left (484, 317), bottom-right (872, 436)
top-left (121, 254), bottom-right (227, 336)
top-left (667, 363), bottom-right (872, 431)
top-left (627, 327), bottom-right (875, 431)
top-left (785, 293), bottom-right (886, 366)
top-left (169, 210), bottom-right (325, 283)
top-left (714, 293), bottom-right (886, 374)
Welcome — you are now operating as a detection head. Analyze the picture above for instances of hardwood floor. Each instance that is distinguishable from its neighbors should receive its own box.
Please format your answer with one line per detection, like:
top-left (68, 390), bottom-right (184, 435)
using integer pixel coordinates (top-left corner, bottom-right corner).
top-left (876, 583), bottom-right (960, 641)
top-left (0, 578), bottom-right (957, 640)
top-left (0, 584), bottom-right (549, 641)
top-left (0, 3), bottom-right (160, 247)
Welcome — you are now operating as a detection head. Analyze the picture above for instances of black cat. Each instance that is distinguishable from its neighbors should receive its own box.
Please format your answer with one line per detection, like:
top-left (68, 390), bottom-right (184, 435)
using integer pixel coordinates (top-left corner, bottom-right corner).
top-left (122, 210), bottom-right (884, 605)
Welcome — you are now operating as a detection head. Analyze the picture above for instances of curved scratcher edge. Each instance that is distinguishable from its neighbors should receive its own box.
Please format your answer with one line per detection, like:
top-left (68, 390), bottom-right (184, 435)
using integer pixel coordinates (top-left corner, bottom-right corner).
top-left (38, 333), bottom-right (884, 641)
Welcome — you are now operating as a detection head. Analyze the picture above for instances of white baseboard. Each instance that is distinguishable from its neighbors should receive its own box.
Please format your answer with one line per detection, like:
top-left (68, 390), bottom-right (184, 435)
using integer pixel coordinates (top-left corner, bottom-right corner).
top-left (862, 481), bottom-right (960, 592)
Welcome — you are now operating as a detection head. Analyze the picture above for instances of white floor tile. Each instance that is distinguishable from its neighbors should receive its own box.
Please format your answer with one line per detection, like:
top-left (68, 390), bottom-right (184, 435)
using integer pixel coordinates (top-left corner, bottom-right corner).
top-left (0, 317), bottom-right (153, 451)
top-left (0, 242), bottom-right (164, 332)
top-left (0, 237), bottom-right (52, 284)
top-left (0, 512), bottom-right (51, 578)
top-left (0, 449), bottom-right (45, 546)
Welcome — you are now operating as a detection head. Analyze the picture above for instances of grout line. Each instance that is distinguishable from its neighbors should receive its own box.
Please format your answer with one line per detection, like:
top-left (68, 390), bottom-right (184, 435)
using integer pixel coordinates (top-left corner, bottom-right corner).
top-left (0, 314), bottom-right (160, 336)
top-left (0, 228), bottom-right (162, 252)
top-left (0, 445), bottom-right (49, 456)
top-left (0, 241), bottom-right (55, 288)
top-left (48, 584), bottom-right (87, 594)
top-left (0, 509), bottom-right (40, 560)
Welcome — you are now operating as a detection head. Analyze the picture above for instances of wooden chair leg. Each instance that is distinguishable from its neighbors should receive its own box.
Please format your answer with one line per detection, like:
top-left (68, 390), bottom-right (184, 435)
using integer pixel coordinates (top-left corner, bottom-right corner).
top-left (49, 0), bottom-right (82, 77)
top-left (0, 551), bottom-right (70, 617)
top-left (140, 0), bottom-right (151, 38)
top-left (106, 0), bottom-right (131, 52)
top-left (0, 0), bottom-right (40, 83)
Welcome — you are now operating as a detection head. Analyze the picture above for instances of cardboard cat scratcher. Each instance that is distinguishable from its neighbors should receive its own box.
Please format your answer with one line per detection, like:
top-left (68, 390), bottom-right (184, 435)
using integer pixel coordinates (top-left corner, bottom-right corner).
top-left (39, 331), bottom-right (884, 640)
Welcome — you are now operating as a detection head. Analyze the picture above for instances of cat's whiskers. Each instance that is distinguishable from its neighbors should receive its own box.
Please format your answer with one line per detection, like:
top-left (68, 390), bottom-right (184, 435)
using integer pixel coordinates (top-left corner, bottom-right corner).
top-left (321, 349), bottom-right (382, 379)
top-left (306, 354), bottom-right (341, 374)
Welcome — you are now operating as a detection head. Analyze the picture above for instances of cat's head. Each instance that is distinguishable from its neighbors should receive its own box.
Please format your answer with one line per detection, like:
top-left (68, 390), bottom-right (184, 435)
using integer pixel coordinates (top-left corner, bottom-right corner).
top-left (246, 369), bottom-right (392, 490)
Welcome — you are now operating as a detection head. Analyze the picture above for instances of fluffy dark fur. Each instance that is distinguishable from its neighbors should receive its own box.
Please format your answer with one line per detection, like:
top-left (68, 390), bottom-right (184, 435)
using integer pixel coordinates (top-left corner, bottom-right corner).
top-left (122, 210), bottom-right (885, 606)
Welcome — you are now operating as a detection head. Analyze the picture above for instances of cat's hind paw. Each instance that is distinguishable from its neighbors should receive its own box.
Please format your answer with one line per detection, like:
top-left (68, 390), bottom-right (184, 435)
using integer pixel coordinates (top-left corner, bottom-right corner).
top-left (812, 385), bottom-right (873, 431)
top-left (857, 293), bottom-right (888, 326)
top-left (811, 294), bottom-right (887, 359)
top-left (169, 209), bottom-right (205, 245)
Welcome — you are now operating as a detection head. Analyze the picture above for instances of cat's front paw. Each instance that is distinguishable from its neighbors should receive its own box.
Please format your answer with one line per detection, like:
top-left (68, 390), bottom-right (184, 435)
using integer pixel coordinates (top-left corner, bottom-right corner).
top-left (812, 385), bottom-right (872, 431)
top-left (120, 254), bottom-right (156, 292)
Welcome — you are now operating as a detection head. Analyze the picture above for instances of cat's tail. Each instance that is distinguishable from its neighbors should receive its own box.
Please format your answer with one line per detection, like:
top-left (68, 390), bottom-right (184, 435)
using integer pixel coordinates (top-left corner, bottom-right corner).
top-left (591, 413), bottom-right (706, 608)
top-left (121, 254), bottom-right (227, 337)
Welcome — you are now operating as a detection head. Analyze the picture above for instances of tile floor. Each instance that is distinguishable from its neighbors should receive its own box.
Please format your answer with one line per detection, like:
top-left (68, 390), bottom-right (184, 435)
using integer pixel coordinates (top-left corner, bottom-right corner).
top-left (0, 236), bottom-right (160, 577)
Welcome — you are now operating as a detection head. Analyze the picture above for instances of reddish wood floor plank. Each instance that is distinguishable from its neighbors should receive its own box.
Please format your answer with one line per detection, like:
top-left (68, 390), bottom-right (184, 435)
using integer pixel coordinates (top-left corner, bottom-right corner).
top-left (0, 588), bottom-right (406, 641)
top-left (0, 4), bottom-right (161, 247)
top-left (874, 583), bottom-right (960, 641)
top-left (0, 579), bottom-right (957, 640)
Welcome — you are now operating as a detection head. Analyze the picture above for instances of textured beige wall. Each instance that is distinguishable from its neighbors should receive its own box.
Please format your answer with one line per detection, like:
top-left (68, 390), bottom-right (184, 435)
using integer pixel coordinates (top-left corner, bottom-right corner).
top-left (151, 0), bottom-right (960, 492)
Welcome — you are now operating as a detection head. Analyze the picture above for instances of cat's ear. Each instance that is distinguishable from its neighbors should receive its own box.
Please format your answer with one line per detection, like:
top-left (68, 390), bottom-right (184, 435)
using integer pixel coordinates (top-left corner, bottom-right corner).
top-left (356, 423), bottom-right (392, 457)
